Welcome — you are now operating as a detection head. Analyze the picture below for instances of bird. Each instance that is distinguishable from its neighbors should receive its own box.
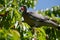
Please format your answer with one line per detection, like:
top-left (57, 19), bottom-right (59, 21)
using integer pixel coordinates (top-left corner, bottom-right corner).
top-left (19, 5), bottom-right (60, 30)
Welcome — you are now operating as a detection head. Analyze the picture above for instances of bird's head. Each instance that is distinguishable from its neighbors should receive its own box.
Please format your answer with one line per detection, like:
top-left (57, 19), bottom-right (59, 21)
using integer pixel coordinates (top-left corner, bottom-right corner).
top-left (19, 6), bottom-right (27, 14)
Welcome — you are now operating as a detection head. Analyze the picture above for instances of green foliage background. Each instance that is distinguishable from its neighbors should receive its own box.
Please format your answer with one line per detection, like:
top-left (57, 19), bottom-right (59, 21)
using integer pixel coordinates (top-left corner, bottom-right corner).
top-left (0, 0), bottom-right (60, 40)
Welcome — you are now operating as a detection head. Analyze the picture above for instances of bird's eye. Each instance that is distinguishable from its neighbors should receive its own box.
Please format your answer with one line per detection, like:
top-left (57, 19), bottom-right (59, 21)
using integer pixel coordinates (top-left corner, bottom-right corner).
top-left (19, 7), bottom-right (25, 12)
top-left (21, 7), bottom-right (24, 10)
top-left (19, 6), bottom-right (27, 13)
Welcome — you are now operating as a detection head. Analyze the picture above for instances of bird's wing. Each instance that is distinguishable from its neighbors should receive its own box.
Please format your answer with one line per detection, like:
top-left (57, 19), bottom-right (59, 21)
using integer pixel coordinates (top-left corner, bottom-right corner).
top-left (27, 12), bottom-right (59, 27)
top-left (30, 12), bottom-right (45, 19)
top-left (28, 12), bottom-right (49, 21)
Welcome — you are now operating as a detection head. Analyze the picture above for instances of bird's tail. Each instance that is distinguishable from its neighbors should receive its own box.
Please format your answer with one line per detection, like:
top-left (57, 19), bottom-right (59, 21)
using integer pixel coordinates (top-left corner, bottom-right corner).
top-left (45, 20), bottom-right (60, 30)
top-left (45, 20), bottom-right (58, 26)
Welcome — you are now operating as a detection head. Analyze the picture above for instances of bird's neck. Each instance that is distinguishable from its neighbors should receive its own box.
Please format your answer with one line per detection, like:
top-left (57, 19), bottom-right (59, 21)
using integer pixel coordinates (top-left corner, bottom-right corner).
top-left (22, 10), bottom-right (27, 16)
